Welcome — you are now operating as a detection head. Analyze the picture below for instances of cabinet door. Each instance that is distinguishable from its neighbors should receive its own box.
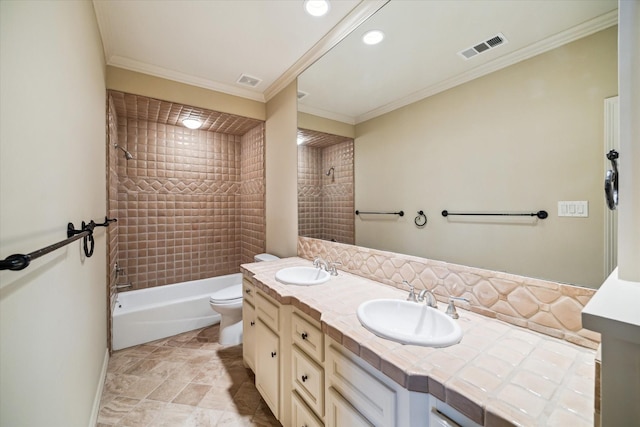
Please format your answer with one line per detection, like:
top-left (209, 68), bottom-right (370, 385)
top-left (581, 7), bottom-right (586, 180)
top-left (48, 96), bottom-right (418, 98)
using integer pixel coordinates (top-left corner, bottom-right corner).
top-left (326, 387), bottom-right (372, 427)
top-left (242, 301), bottom-right (256, 372)
top-left (256, 320), bottom-right (280, 419)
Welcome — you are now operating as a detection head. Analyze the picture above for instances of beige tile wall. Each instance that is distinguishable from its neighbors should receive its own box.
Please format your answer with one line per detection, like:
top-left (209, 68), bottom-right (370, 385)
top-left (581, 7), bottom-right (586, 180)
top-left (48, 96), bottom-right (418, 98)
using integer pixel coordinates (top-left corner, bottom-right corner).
top-left (298, 236), bottom-right (600, 349)
top-left (240, 124), bottom-right (266, 265)
top-left (112, 106), bottom-right (265, 290)
top-left (298, 145), bottom-right (323, 239)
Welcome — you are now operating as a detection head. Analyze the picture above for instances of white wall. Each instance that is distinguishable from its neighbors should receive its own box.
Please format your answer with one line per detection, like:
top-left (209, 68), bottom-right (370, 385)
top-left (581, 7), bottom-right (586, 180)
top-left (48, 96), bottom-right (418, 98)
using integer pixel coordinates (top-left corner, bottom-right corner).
top-left (0, 2), bottom-right (107, 426)
top-left (266, 81), bottom-right (299, 257)
top-left (354, 27), bottom-right (617, 288)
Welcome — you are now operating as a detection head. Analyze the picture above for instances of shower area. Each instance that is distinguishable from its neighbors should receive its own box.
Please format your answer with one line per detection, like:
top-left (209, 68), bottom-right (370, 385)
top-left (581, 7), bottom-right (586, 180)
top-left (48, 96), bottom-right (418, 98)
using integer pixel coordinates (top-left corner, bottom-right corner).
top-left (297, 128), bottom-right (354, 244)
top-left (106, 91), bottom-right (265, 348)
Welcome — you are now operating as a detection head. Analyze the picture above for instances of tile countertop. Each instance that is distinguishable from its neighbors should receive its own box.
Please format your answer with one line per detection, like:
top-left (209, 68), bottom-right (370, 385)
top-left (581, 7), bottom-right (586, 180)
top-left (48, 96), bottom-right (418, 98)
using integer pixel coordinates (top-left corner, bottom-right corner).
top-left (241, 258), bottom-right (596, 427)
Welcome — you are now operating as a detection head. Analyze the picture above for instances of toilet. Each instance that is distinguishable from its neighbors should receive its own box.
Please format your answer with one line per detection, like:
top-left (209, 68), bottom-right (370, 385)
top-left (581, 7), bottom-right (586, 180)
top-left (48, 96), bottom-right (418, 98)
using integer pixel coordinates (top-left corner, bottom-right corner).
top-left (209, 253), bottom-right (279, 345)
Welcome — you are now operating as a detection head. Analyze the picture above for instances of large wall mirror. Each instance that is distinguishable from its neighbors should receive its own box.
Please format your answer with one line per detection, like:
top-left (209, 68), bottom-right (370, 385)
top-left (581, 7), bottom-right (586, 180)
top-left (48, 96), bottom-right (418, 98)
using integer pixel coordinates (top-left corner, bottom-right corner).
top-left (297, 0), bottom-right (618, 289)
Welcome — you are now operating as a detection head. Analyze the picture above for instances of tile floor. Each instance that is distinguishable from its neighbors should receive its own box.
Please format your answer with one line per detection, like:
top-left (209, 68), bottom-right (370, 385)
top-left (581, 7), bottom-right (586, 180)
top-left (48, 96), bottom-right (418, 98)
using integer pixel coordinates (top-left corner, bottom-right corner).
top-left (97, 325), bottom-right (281, 427)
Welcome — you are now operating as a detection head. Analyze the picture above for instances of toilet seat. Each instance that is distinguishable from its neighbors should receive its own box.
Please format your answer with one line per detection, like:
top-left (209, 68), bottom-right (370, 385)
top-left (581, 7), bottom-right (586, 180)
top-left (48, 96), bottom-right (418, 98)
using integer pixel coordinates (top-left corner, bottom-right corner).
top-left (209, 284), bottom-right (243, 304)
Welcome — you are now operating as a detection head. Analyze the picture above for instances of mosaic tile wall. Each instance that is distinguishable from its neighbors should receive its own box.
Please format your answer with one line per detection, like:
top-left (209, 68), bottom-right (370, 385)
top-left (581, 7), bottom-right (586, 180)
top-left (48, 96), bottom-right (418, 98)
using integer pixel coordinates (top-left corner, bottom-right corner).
top-left (298, 236), bottom-right (600, 349)
top-left (240, 125), bottom-right (266, 265)
top-left (298, 131), bottom-right (354, 244)
top-left (114, 117), bottom-right (265, 290)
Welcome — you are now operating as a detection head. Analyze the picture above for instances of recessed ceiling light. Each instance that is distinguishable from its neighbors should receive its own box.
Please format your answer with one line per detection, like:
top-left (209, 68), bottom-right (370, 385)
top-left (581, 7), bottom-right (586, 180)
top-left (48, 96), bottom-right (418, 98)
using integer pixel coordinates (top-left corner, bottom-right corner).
top-left (182, 118), bottom-right (202, 130)
top-left (304, 0), bottom-right (330, 17)
top-left (362, 29), bottom-right (385, 45)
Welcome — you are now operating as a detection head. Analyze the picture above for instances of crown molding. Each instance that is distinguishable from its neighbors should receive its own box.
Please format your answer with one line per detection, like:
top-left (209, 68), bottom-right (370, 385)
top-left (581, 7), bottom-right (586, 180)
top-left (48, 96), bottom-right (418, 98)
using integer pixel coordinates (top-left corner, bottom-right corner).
top-left (355, 9), bottom-right (618, 124)
top-left (263, 0), bottom-right (389, 103)
top-left (107, 56), bottom-right (266, 102)
top-left (92, 0), bottom-right (113, 62)
top-left (298, 104), bottom-right (356, 125)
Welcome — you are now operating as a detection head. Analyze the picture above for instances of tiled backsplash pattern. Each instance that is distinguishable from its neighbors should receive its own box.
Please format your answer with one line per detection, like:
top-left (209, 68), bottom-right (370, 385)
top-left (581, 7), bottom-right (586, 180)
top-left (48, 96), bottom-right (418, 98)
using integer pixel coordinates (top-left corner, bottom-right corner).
top-left (111, 95), bottom-right (266, 290)
top-left (298, 129), bottom-right (354, 244)
top-left (298, 236), bottom-right (600, 349)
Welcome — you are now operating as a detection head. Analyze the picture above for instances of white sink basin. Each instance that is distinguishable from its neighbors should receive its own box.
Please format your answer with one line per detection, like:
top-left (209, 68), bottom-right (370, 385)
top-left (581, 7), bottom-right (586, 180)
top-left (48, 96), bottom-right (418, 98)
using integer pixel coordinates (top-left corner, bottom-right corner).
top-left (357, 299), bottom-right (462, 347)
top-left (275, 266), bottom-right (331, 286)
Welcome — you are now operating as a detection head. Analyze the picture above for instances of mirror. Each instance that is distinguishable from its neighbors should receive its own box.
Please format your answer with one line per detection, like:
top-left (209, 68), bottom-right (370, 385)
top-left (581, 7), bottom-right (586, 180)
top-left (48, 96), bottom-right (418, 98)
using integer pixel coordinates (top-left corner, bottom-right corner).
top-left (297, 0), bottom-right (618, 289)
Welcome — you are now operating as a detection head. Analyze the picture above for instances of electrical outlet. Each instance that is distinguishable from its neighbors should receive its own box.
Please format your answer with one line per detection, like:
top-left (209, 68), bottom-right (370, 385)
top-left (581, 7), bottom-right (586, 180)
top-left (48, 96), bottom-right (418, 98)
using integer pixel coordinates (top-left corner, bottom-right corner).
top-left (558, 201), bottom-right (589, 217)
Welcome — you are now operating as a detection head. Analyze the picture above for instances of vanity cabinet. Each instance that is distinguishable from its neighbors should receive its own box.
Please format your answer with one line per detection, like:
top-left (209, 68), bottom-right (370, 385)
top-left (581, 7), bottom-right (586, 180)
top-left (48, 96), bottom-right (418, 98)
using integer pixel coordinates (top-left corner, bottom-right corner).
top-left (255, 290), bottom-right (282, 419)
top-left (325, 339), bottom-right (396, 427)
top-left (241, 276), bottom-right (256, 371)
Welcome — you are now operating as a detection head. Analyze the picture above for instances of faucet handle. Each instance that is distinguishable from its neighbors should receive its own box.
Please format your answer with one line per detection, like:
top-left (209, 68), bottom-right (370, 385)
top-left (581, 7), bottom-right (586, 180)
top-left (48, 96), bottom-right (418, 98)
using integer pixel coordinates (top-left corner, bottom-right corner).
top-left (404, 280), bottom-right (418, 302)
top-left (328, 261), bottom-right (342, 276)
top-left (446, 296), bottom-right (469, 319)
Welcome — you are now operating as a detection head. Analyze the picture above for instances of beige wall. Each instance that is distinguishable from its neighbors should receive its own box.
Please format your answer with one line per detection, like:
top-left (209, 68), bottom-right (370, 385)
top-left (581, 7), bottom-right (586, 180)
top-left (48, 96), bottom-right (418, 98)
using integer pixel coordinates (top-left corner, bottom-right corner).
top-left (354, 27), bottom-right (617, 288)
top-left (0, 2), bottom-right (108, 426)
top-left (266, 81), bottom-right (299, 256)
top-left (107, 66), bottom-right (266, 121)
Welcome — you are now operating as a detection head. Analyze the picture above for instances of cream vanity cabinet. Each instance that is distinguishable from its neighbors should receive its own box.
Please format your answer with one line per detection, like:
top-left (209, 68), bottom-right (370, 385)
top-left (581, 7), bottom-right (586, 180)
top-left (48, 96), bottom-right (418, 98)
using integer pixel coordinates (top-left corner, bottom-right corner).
top-left (241, 274), bottom-right (256, 371)
top-left (254, 289), bottom-right (283, 420)
top-left (291, 308), bottom-right (325, 426)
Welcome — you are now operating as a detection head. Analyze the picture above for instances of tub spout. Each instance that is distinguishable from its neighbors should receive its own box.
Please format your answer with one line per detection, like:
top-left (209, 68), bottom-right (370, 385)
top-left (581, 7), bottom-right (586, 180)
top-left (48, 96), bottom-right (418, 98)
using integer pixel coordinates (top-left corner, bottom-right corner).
top-left (116, 282), bottom-right (133, 290)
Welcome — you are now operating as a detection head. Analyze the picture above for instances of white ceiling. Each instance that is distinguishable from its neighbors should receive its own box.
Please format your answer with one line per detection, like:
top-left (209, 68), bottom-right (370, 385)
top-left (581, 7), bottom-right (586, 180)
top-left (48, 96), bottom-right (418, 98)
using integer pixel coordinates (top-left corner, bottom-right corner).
top-left (93, 0), bottom-right (364, 101)
top-left (94, 0), bottom-right (618, 124)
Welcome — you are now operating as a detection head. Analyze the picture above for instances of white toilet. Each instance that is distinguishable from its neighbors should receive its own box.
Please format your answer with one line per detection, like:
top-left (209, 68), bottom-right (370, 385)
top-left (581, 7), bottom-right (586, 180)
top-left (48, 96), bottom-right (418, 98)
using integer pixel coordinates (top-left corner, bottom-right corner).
top-left (209, 253), bottom-right (279, 345)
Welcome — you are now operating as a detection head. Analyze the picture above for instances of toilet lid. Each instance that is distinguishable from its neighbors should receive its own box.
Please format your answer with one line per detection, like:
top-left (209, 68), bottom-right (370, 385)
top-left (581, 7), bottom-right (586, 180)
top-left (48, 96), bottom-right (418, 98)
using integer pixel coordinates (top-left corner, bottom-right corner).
top-left (209, 284), bottom-right (243, 302)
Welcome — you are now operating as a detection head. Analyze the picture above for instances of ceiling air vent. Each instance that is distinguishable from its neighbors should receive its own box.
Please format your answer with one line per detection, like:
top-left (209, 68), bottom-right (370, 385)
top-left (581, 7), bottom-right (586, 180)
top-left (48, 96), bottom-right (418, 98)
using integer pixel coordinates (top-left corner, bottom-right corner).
top-left (458, 33), bottom-right (507, 60)
top-left (237, 74), bottom-right (262, 87)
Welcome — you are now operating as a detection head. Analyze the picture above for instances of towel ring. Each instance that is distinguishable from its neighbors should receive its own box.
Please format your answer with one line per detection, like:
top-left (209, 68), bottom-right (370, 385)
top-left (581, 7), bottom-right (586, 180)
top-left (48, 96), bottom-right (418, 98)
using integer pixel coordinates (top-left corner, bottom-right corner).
top-left (415, 210), bottom-right (427, 227)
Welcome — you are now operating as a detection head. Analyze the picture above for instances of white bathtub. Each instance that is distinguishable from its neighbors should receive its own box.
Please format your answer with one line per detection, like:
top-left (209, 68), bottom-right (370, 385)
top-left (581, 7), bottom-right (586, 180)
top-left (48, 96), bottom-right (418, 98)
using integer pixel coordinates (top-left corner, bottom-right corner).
top-left (112, 273), bottom-right (242, 350)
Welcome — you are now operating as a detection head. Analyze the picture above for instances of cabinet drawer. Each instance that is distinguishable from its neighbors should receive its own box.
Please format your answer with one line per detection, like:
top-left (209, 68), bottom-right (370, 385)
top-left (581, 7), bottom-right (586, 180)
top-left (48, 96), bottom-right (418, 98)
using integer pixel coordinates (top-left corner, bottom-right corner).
top-left (292, 311), bottom-right (324, 363)
top-left (256, 290), bottom-right (279, 332)
top-left (292, 391), bottom-right (324, 427)
top-left (326, 344), bottom-right (395, 427)
top-left (292, 346), bottom-right (324, 418)
top-left (326, 387), bottom-right (372, 427)
top-left (242, 278), bottom-right (255, 306)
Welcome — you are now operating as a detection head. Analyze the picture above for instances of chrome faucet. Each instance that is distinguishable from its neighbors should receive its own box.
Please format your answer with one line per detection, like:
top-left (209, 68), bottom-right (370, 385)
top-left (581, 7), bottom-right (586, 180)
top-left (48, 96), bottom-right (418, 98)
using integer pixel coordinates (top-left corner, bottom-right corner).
top-left (418, 289), bottom-right (438, 308)
top-left (446, 296), bottom-right (470, 319)
top-left (328, 261), bottom-right (342, 276)
top-left (313, 256), bottom-right (329, 271)
top-left (403, 280), bottom-right (418, 302)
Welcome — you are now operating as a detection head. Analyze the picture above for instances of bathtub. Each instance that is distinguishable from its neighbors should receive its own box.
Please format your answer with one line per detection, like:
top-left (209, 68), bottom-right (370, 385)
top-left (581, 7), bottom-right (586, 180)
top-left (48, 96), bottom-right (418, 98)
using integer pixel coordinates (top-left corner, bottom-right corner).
top-left (112, 273), bottom-right (242, 350)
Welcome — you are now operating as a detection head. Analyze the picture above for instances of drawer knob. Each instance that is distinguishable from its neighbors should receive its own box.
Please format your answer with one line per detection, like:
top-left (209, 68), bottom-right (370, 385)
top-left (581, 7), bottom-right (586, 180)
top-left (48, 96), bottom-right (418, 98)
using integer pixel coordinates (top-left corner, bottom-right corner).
top-left (271, 351), bottom-right (277, 358)
top-left (301, 332), bottom-right (308, 340)
top-left (301, 375), bottom-right (308, 382)
top-left (245, 289), bottom-right (251, 294)
top-left (250, 321), bottom-right (255, 326)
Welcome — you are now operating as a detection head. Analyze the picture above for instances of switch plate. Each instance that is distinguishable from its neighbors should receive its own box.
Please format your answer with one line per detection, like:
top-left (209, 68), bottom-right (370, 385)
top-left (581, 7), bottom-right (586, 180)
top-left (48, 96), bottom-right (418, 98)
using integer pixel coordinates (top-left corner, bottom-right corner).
top-left (558, 201), bottom-right (589, 217)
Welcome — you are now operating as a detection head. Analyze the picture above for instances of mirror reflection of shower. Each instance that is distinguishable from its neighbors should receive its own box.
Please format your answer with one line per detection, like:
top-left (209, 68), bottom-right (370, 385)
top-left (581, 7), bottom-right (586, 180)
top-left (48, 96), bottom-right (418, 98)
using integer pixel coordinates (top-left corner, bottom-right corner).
top-left (325, 166), bottom-right (334, 178)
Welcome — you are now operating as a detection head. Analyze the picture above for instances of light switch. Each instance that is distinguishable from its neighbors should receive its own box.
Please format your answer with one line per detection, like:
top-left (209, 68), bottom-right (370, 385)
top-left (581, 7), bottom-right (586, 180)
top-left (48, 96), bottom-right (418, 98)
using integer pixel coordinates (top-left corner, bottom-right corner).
top-left (558, 201), bottom-right (589, 217)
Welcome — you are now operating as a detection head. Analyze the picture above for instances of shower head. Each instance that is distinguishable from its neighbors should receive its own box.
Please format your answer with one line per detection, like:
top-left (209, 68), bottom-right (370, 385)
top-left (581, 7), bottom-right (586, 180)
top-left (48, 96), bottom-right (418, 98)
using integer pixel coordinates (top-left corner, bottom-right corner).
top-left (326, 167), bottom-right (335, 176)
top-left (114, 144), bottom-right (134, 160)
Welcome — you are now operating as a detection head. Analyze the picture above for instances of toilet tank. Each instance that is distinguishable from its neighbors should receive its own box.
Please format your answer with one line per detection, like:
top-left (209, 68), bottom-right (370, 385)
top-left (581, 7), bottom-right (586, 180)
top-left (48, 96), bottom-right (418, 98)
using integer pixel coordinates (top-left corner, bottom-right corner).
top-left (254, 253), bottom-right (279, 262)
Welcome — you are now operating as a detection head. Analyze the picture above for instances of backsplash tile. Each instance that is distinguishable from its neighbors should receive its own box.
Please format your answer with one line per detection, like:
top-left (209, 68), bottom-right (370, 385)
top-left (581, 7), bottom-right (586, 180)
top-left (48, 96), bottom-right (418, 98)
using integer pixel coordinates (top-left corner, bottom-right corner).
top-left (298, 236), bottom-right (599, 348)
